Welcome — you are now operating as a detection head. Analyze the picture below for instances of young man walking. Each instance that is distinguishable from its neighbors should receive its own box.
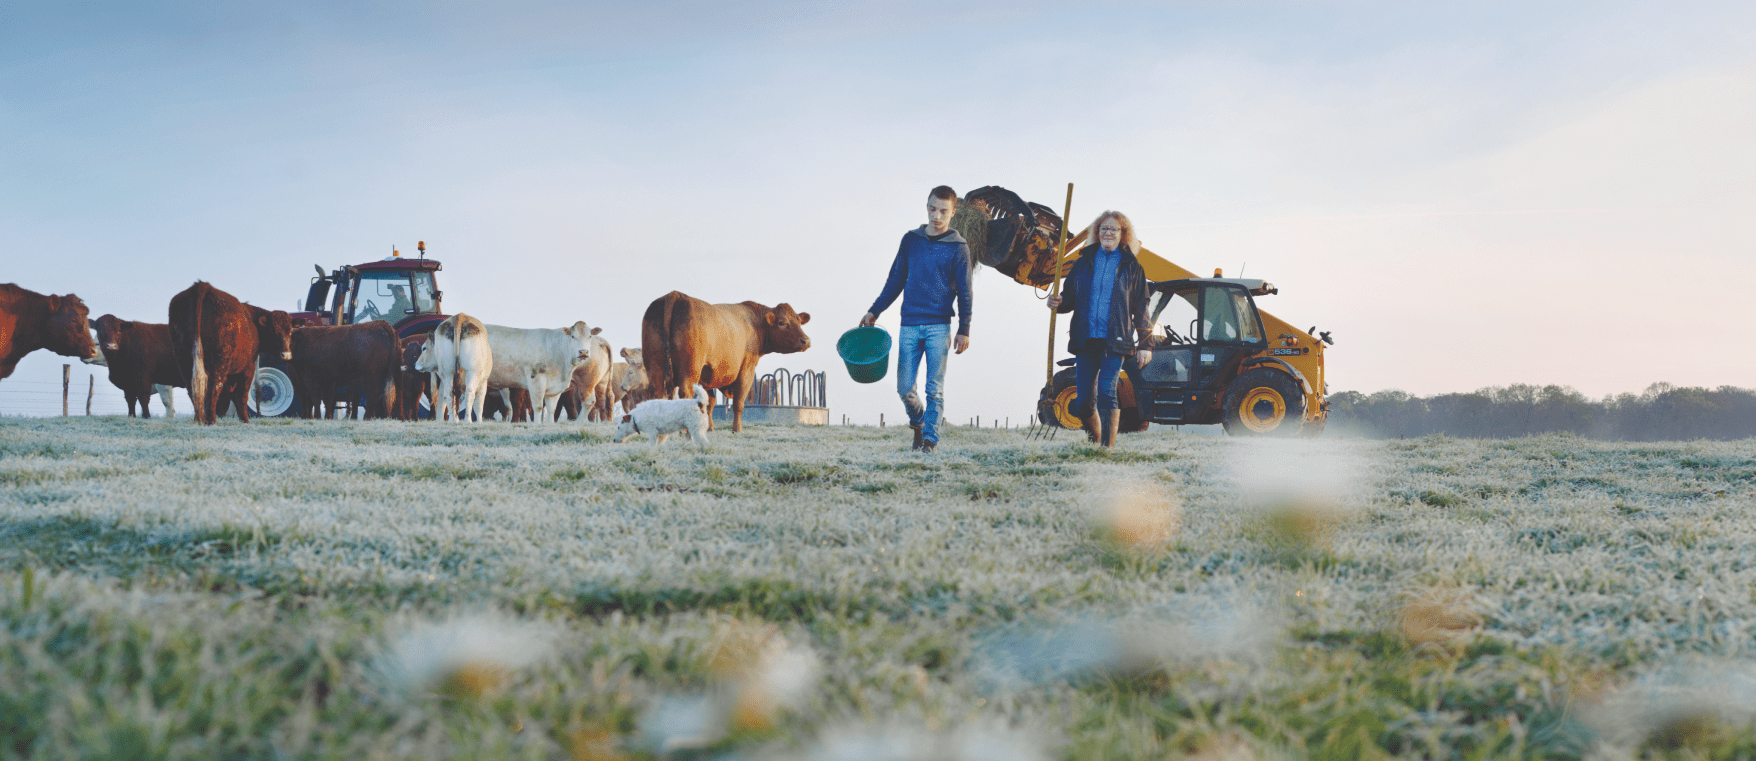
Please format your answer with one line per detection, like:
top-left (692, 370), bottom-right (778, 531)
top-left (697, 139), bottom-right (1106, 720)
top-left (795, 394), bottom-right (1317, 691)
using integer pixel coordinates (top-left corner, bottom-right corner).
top-left (860, 185), bottom-right (973, 452)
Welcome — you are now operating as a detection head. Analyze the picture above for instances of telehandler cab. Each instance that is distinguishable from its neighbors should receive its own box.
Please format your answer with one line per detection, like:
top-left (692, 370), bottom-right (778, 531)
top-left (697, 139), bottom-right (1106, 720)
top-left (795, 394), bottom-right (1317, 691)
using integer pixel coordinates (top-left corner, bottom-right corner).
top-left (954, 186), bottom-right (1332, 437)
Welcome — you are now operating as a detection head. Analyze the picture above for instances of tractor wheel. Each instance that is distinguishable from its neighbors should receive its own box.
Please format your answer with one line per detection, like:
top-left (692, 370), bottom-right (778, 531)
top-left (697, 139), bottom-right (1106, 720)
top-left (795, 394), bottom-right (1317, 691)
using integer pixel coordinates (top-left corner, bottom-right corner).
top-left (1037, 369), bottom-right (1083, 429)
top-left (1222, 368), bottom-right (1306, 437)
top-left (253, 366), bottom-right (300, 418)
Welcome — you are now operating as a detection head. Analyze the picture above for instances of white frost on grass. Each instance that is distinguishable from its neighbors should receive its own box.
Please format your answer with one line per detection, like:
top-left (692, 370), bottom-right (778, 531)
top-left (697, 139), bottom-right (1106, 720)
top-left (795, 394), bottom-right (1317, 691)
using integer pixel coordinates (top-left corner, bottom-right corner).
top-left (6, 418), bottom-right (1756, 756)
top-left (1586, 660), bottom-right (1756, 752)
top-left (373, 611), bottom-right (557, 700)
top-left (764, 719), bottom-right (1049, 761)
top-left (973, 592), bottom-right (1279, 692)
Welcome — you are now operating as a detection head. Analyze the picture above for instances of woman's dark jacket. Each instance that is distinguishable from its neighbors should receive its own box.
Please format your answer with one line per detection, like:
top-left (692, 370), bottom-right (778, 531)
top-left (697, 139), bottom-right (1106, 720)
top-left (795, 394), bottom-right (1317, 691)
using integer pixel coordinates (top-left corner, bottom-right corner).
top-left (1056, 244), bottom-right (1148, 355)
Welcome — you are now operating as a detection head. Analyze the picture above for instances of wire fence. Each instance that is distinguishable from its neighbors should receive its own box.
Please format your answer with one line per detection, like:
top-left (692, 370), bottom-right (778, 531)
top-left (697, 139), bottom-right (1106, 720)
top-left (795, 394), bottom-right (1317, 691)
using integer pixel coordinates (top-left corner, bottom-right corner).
top-left (0, 371), bottom-right (191, 418)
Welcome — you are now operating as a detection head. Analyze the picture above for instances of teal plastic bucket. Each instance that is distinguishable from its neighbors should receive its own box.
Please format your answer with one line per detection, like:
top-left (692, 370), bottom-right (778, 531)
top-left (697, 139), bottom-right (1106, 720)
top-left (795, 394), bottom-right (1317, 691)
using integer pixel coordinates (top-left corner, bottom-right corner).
top-left (837, 327), bottom-right (892, 384)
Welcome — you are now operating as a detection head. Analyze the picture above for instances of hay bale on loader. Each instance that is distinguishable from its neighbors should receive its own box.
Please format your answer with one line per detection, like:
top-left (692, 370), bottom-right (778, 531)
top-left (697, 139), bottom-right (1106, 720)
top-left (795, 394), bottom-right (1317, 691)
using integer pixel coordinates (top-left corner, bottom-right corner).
top-left (950, 185), bottom-right (1070, 288)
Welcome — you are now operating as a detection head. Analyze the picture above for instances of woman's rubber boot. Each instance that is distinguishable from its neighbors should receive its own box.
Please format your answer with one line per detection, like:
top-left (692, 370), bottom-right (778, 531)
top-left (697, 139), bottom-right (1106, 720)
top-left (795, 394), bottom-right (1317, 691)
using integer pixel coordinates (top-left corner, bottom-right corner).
top-left (1102, 410), bottom-right (1121, 448)
top-left (1082, 410), bottom-right (1101, 444)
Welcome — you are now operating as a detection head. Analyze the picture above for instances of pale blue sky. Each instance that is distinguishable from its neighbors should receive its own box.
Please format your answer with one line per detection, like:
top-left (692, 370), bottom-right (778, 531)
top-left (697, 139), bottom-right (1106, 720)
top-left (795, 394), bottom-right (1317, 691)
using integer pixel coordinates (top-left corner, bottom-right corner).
top-left (4, 1), bottom-right (1752, 422)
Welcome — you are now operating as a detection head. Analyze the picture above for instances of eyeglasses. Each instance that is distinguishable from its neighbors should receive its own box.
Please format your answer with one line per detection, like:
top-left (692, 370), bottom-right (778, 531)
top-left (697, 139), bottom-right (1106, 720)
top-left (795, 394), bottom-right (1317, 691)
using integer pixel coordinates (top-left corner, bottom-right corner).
top-left (1098, 226), bottom-right (1122, 234)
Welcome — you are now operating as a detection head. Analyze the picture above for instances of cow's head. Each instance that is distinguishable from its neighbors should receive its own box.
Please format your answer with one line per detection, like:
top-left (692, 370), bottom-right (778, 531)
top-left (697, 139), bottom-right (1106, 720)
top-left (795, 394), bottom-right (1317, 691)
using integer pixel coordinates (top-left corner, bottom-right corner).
top-left (414, 339), bottom-right (437, 374)
top-left (91, 314), bottom-right (126, 353)
top-left (620, 347), bottom-right (642, 364)
top-left (562, 321), bottom-right (592, 365)
top-left (46, 294), bottom-right (100, 361)
top-left (255, 308), bottom-right (295, 361)
top-left (762, 303), bottom-right (811, 354)
top-left (620, 359), bottom-right (649, 392)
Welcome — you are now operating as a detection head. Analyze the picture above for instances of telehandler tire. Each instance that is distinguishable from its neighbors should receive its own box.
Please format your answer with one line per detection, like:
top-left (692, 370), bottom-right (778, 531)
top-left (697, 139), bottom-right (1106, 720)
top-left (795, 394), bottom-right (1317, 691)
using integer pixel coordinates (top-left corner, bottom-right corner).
top-left (1222, 368), bottom-right (1305, 437)
top-left (1037, 368), bottom-right (1148, 432)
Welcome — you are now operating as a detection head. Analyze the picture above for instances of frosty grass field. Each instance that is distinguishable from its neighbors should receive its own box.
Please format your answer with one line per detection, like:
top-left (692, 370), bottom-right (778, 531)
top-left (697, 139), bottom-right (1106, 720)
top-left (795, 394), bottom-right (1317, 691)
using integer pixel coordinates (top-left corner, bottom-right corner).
top-left (2, 416), bottom-right (1755, 760)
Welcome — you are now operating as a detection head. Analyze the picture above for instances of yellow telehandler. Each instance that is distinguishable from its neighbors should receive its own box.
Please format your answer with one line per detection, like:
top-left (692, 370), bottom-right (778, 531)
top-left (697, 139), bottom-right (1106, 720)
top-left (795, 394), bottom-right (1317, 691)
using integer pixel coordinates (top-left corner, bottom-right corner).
top-left (956, 186), bottom-right (1332, 437)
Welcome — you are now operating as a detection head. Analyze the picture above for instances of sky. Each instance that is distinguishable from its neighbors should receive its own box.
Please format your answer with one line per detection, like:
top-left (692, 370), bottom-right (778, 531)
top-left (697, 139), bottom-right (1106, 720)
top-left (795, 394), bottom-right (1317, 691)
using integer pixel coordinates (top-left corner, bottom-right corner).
top-left (3, 1), bottom-right (1753, 423)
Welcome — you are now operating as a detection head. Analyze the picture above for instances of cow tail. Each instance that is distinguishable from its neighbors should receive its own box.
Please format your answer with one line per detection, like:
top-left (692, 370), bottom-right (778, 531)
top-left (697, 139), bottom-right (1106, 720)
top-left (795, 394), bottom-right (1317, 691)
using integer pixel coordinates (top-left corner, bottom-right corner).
top-left (189, 291), bottom-right (208, 422)
top-left (383, 324), bottom-right (400, 419)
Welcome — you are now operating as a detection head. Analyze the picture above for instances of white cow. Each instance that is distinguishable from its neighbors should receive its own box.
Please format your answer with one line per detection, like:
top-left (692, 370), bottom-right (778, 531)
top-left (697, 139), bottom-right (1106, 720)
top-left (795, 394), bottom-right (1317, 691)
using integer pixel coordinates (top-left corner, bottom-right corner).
top-left (418, 313), bottom-right (492, 422)
top-left (484, 320), bottom-right (593, 424)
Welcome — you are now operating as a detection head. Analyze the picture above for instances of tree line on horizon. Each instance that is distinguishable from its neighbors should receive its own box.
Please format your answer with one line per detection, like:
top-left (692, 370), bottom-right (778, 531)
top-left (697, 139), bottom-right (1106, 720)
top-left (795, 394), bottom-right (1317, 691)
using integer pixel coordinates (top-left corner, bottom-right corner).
top-left (1325, 382), bottom-right (1756, 441)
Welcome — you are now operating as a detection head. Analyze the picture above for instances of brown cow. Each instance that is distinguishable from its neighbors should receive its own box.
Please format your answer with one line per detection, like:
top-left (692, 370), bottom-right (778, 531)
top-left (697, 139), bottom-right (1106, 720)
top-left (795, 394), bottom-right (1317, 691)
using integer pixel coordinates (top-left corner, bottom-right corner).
top-left (289, 321), bottom-right (401, 419)
top-left (0, 283), bottom-right (100, 380)
top-left (92, 315), bottom-right (184, 417)
top-left (482, 386), bottom-right (534, 421)
top-left (169, 282), bottom-right (294, 424)
top-left (396, 333), bottom-right (432, 420)
top-left (640, 290), bottom-right (811, 432)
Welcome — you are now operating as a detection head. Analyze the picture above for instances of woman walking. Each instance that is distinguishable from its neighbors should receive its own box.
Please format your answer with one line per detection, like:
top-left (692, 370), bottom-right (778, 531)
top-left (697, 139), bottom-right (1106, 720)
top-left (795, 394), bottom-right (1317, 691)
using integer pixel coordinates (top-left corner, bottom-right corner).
top-left (1046, 211), bottom-right (1152, 447)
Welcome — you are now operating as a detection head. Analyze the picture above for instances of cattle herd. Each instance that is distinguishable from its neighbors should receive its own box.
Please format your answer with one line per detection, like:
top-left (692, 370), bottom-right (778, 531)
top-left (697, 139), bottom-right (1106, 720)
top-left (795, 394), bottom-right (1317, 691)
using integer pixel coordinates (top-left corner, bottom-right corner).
top-left (0, 280), bottom-right (812, 438)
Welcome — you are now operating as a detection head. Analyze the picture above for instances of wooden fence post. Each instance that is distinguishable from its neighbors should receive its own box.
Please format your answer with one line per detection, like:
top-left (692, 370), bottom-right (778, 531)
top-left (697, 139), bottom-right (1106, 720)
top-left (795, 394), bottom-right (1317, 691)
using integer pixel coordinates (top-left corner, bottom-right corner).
top-left (62, 364), bottom-right (69, 416)
top-left (86, 375), bottom-right (94, 415)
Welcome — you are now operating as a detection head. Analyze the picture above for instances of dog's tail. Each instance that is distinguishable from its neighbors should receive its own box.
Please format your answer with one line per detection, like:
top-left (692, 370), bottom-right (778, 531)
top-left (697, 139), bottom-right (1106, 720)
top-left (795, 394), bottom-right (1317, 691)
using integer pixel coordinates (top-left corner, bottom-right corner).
top-left (693, 383), bottom-right (708, 412)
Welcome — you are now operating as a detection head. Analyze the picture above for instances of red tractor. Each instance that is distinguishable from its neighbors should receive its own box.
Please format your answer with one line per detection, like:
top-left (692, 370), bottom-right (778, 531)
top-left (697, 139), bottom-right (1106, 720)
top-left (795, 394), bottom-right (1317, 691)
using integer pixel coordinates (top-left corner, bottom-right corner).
top-left (252, 243), bottom-right (447, 417)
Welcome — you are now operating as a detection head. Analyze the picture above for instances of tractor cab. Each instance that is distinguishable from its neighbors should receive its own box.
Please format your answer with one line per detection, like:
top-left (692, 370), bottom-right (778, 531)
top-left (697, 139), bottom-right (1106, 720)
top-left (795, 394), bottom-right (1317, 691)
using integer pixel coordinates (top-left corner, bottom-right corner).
top-left (1130, 279), bottom-right (1270, 425)
top-left (259, 243), bottom-right (449, 419)
top-left (292, 244), bottom-right (447, 340)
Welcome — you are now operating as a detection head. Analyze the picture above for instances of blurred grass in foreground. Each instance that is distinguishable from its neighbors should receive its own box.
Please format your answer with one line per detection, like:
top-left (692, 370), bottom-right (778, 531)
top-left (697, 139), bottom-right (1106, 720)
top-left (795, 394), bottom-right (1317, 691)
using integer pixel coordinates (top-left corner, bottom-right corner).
top-left (1, 416), bottom-right (1754, 759)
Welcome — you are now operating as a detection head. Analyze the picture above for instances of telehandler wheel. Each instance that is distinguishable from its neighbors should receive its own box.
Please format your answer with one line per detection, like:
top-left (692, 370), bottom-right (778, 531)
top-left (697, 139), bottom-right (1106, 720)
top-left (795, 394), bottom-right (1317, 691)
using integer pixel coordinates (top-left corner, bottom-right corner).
top-left (1037, 368), bottom-right (1149, 432)
top-left (1222, 368), bottom-right (1305, 437)
top-left (1038, 369), bottom-right (1083, 429)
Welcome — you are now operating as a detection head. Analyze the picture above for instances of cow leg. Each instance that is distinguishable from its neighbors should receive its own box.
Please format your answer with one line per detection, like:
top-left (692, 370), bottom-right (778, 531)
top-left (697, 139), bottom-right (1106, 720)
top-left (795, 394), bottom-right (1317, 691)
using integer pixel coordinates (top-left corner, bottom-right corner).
top-left (529, 375), bottom-right (550, 424)
top-left (226, 373), bottom-right (251, 423)
top-left (139, 389), bottom-right (153, 419)
top-left (156, 385), bottom-right (176, 419)
top-left (124, 391), bottom-right (138, 418)
top-left (462, 372), bottom-right (483, 423)
top-left (730, 371), bottom-right (755, 433)
top-left (436, 371), bottom-right (455, 422)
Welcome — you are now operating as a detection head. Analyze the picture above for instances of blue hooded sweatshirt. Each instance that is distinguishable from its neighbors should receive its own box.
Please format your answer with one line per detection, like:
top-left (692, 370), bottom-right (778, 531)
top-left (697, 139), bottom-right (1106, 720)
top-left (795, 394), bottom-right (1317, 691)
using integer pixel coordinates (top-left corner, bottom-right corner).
top-left (867, 226), bottom-right (974, 336)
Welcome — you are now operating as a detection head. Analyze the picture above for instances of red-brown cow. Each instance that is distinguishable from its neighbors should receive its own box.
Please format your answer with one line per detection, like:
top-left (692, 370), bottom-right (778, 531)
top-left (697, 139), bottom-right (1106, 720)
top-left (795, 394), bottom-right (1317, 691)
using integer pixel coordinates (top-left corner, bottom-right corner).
top-left (289, 321), bottom-right (401, 420)
top-left (0, 283), bottom-right (100, 380)
top-left (92, 314), bottom-right (184, 418)
top-left (482, 386), bottom-right (534, 421)
top-left (396, 333), bottom-right (432, 420)
top-left (168, 282), bottom-right (294, 424)
top-left (640, 290), bottom-right (811, 432)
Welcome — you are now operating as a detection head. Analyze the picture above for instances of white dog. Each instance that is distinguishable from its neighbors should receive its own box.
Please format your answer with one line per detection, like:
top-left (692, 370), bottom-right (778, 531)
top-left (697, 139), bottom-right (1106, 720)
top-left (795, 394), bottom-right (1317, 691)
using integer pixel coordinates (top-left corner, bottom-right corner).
top-left (614, 384), bottom-right (710, 450)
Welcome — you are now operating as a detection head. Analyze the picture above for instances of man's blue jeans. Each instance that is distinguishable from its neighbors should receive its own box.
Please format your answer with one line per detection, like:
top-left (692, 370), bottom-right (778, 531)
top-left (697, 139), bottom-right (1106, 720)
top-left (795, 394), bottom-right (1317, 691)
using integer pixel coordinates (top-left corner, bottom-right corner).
top-left (896, 323), bottom-right (949, 443)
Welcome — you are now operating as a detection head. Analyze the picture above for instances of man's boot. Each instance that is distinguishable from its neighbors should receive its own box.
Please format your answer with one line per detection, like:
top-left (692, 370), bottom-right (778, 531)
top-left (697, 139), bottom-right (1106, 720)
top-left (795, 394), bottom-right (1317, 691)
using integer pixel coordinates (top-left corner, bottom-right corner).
top-left (1082, 410), bottom-right (1100, 443)
top-left (1103, 409), bottom-right (1121, 448)
top-left (911, 424), bottom-right (924, 451)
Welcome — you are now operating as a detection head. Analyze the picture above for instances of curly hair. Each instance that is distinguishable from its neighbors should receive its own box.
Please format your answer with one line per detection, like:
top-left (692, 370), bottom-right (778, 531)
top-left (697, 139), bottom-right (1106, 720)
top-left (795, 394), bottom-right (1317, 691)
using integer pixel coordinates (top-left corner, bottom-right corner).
top-left (1089, 210), bottom-right (1140, 254)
